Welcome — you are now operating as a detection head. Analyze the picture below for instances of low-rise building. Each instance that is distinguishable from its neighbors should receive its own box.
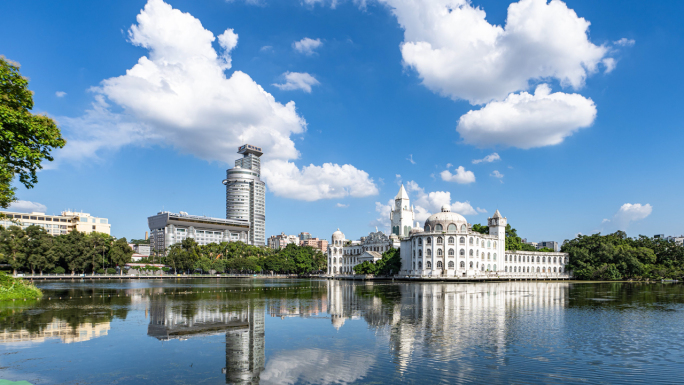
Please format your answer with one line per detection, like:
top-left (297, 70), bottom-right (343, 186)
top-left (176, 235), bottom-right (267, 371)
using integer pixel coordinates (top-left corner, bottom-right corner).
top-left (148, 211), bottom-right (250, 254)
top-left (267, 233), bottom-right (299, 250)
top-left (301, 238), bottom-right (329, 254)
top-left (299, 232), bottom-right (312, 241)
top-left (0, 210), bottom-right (111, 235)
top-left (537, 241), bottom-right (559, 252)
top-left (129, 244), bottom-right (151, 256)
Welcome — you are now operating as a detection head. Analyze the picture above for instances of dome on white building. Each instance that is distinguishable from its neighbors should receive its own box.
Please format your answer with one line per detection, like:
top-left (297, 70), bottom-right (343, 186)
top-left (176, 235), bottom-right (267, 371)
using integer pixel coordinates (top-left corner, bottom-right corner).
top-left (332, 228), bottom-right (345, 242)
top-left (424, 205), bottom-right (467, 232)
top-left (409, 221), bottom-right (424, 236)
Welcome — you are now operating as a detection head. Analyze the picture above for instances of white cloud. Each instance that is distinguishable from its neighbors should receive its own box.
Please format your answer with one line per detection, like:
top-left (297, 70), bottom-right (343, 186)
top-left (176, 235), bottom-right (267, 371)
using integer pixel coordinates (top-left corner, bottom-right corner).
top-left (336, 203), bottom-right (349, 208)
top-left (603, 203), bottom-right (652, 230)
top-left (405, 180), bottom-right (477, 221)
top-left (407, 154), bottom-right (416, 164)
top-left (472, 153), bottom-right (500, 164)
top-left (8, 200), bottom-right (47, 213)
top-left (52, 0), bottom-right (375, 201)
top-left (381, 0), bottom-right (611, 104)
top-left (490, 170), bottom-right (504, 178)
top-left (293, 37), bottom-right (323, 55)
top-left (440, 166), bottom-right (475, 184)
top-left (370, 199), bottom-right (393, 230)
top-left (614, 38), bottom-right (635, 47)
top-left (457, 84), bottom-right (596, 149)
top-left (260, 45), bottom-right (273, 52)
top-left (260, 349), bottom-right (374, 385)
top-left (273, 72), bottom-right (320, 93)
top-left (55, 91), bottom-right (67, 98)
top-left (602, 58), bottom-right (616, 74)
top-left (477, 207), bottom-right (487, 213)
top-left (262, 160), bottom-right (378, 201)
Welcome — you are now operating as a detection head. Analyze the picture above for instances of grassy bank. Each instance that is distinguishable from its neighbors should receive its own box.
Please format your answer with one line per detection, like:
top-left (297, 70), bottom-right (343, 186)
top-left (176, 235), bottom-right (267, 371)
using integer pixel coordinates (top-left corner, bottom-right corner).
top-left (0, 272), bottom-right (42, 301)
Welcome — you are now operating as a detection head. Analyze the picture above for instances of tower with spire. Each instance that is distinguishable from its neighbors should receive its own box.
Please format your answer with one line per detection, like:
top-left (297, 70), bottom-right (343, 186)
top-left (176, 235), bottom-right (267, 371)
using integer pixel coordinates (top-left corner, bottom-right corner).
top-left (390, 184), bottom-right (414, 237)
top-left (488, 209), bottom-right (507, 245)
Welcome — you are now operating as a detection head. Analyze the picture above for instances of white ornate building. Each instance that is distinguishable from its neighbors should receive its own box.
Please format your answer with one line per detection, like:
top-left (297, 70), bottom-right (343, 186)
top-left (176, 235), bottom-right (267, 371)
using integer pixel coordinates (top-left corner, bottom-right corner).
top-left (328, 185), bottom-right (570, 278)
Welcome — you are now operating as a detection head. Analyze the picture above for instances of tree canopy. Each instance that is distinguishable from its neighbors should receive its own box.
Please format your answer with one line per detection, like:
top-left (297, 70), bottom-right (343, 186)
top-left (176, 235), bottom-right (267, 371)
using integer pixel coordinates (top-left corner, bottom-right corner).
top-left (0, 57), bottom-right (66, 208)
top-left (353, 248), bottom-right (401, 276)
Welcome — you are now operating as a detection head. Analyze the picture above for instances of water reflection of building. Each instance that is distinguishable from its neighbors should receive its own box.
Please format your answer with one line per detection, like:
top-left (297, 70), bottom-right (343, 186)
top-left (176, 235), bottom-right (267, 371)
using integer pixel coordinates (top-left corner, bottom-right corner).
top-left (326, 280), bottom-right (569, 374)
top-left (0, 320), bottom-right (110, 344)
top-left (146, 297), bottom-right (265, 384)
top-left (268, 294), bottom-right (327, 319)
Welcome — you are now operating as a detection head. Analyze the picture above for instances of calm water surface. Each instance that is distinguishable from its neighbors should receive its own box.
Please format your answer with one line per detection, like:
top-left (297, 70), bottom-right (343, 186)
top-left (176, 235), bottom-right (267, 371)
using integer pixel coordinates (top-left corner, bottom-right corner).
top-left (1, 279), bottom-right (683, 384)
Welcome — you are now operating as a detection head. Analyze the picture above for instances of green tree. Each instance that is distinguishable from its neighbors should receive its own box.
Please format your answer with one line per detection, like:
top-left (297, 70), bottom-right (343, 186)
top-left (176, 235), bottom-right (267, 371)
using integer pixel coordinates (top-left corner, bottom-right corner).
top-left (59, 231), bottom-right (89, 275)
top-left (108, 238), bottom-right (133, 275)
top-left (353, 261), bottom-right (378, 275)
top-left (471, 224), bottom-right (489, 234)
top-left (25, 225), bottom-right (54, 275)
top-left (0, 225), bottom-right (27, 274)
top-left (87, 232), bottom-right (112, 275)
top-left (0, 57), bottom-right (66, 208)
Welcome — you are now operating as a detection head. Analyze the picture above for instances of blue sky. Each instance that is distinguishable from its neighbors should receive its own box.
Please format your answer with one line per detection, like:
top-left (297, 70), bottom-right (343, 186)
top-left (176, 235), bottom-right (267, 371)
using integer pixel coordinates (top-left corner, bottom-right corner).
top-left (1, 0), bottom-right (682, 243)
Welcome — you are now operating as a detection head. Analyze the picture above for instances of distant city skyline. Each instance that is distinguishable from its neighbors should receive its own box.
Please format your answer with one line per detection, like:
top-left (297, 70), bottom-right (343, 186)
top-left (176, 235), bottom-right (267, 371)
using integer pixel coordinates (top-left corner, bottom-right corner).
top-left (2, 0), bottom-right (682, 244)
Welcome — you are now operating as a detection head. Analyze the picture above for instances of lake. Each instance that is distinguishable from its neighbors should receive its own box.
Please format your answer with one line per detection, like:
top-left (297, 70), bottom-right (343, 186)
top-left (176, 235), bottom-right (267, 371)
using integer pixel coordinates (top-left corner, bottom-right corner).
top-left (1, 279), bottom-right (683, 384)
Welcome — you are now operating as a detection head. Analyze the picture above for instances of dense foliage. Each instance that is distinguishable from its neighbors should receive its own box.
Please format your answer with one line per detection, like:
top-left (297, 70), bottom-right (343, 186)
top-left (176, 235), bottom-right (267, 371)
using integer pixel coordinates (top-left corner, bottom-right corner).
top-left (562, 231), bottom-right (684, 280)
top-left (0, 225), bottom-right (133, 275)
top-left (0, 271), bottom-right (42, 300)
top-left (165, 240), bottom-right (327, 275)
top-left (0, 57), bottom-right (66, 208)
top-left (353, 248), bottom-right (401, 276)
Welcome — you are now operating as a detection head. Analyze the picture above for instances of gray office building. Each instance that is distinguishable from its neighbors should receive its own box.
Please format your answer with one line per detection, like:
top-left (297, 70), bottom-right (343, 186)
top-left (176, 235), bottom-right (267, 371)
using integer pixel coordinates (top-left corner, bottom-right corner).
top-left (223, 144), bottom-right (266, 246)
top-left (148, 211), bottom-right (250, 253)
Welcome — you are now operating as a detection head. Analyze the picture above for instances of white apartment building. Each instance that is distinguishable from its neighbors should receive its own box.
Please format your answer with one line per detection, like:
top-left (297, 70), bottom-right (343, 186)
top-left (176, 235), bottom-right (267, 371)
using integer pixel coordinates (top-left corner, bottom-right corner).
top-left (148, 211), bottom-right (250, 253)
top-left (223, 144), bottom-right (266, 246)
top-left (267, 233), bottom-right (299, 250)
top-left (0, 210), bottom-right (111, 235)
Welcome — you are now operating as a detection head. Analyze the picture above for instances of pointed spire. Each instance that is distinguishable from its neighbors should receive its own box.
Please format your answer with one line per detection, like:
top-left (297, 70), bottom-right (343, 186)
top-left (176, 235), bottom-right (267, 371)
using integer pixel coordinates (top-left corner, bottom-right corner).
top-left (396, 184), bottom-right (409, 200)
top-left (492, 209), bottom-right (502, 218)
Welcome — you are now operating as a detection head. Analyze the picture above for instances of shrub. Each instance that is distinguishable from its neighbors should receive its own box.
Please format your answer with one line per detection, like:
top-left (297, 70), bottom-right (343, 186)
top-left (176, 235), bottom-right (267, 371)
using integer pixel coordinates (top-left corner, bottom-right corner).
top-left (0, 272), bottom-right (42, 301)
top-left (52, 266), bottom-right (65, 274)
top-left (97, 268), bottom-right (105, 274)
top-left (107, 268), bottom-right (117, 274)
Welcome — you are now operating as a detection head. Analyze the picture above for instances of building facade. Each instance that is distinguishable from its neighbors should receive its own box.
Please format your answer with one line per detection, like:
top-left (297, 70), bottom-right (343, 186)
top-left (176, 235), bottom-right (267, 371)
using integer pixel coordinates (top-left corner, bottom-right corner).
top-left (326, 185), bottom-right (570, 278)
top-left (0, 210), bottom-right (111, 235)
top-left (223, 144), bottom-right (266, 246)
top-left (267, 233), bottom-right (300, 250)
top-left (300, 238), bottom-right (329, 254)
top-left (148, 211), bottom-right (250, 253)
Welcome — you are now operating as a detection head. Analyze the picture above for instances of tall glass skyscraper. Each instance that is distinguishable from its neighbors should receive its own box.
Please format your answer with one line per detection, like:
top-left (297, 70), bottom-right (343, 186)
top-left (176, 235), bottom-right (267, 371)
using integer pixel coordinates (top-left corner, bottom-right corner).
top-left (223, 144), bottom-right (266, 246)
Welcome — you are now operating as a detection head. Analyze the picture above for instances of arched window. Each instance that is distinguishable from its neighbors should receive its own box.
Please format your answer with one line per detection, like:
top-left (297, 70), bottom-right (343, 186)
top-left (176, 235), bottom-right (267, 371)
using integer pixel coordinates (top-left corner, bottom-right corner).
top-left (493, 241), bottom-right (497, 248)
top-left (426, 238), bottom-right (431, 245)
top-left (424, 224), bottom-right (431, 232)
top-left (437, 249), bottom-right (443, 256)
top-left (419, 250), bottom-right (422, 257)
top-left (476, 250), bottom-right (479, 256)
top-left (447, 224), bottom-right (457, 232)
top-left (542, 267), bottom-right (546, 272)
top-left (418, 261), bottom-right (422, 269)
top-left (553, 267), bottom-right (557, 273)
top-left (413, 250), bottom-right (416, 257)
top-left (448, 236), bottom-right (455, 244)
top-left (469, 237), bottom-right (473, 245)
top-left (448, 261), bottom-right (454, 269)
top-left (543, 256), bottom-right (546, 263)
top-left (536, 267), bottom-right (540, 273)
top-left (560, 267), bottom-right (563, 273)
top-left (418, 238), bottom-right (422, 245)
top-left (487, 264), bottom-right (490, 271)
top-left (493, 253), bottom-right (497, 260)
top-left (461, 224), bottom-right (467, 232)
top-left (481, 241), bottom-right (485, 248)
top-left (459, 237), bottom-right (465, 244)
top-left (460, 261), bottom-right (465, 268)
top-left (481, 264), bottom-right (485, 271)
top-left (537, 256), bottom-right (540, 262)
top-left (437, 237), bottom-right (443, 245)
top-left (469, 261), bottom-right (473, 268)
top-left (333, 257), bottom-right (336, 264)
top-left (334, 266), bottom-right (337, 273)
top-left (554, 257), bottom-right (557, 263)
top-left (448, 249), bottom-right (455, 257)
top-left (493, 264), bottom-right (497, 271)
top-left (487, 240), bottom-right (491, 248)
top-left (460, 249), bottom-right (465, 256)
top-left (514, 266), bottom-right (517, 273)
top-left (435, 224), bottom-right (443, 231)
top-left (469, 249), bottom-right (473, 256)
top-left (505, 255), bottom-right (508, 261)
top-left (427, 249), bottom-right (432, 257)
top-left (437, 261), bottom-right (443, 269)
top-left (488, 252), bottom-right (491, 260)
top-left (505, 266), bottom-right (508, 272)
top-left (413, 262), bottom-right (416, 270)
top-left (426, 261), bottom-right (432, 269)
